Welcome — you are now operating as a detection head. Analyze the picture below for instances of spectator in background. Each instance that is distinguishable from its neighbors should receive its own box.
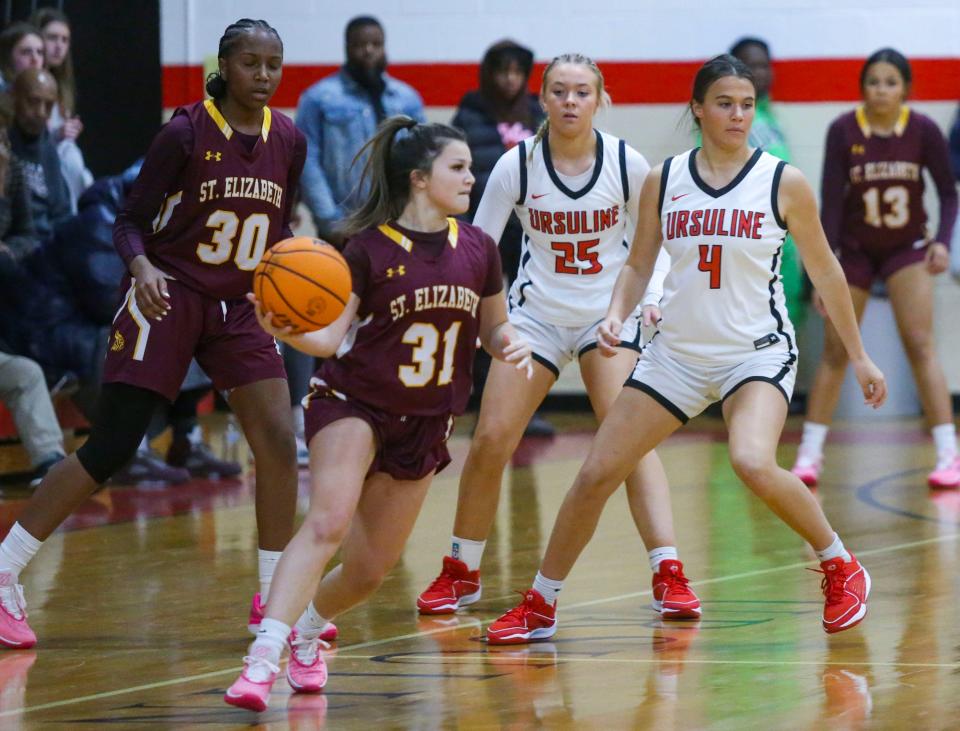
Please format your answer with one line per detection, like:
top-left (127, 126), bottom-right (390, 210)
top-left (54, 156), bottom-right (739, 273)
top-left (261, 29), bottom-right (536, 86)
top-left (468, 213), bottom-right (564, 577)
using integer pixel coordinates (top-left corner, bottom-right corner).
top-left (31, 8), bottom-right (92, 212)
top-left (0, 23), bottom-right (43, 93)
top-left (8, 68), bottom-right (70, 242)
top-left (453, 39), bottom-right (553, 436)
top-left (0, 94), bottom-right (62, 487)
top-left (729, 37), bottom-right (807, 332)
top-left (295, 14), bottom-right (424, 248)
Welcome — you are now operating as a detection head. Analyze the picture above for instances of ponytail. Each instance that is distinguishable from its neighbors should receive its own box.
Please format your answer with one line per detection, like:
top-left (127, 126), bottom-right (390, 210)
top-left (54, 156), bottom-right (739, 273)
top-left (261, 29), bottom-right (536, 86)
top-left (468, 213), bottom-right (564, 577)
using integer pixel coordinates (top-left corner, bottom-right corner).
top-left (343, 115), bottom-right (466, 235)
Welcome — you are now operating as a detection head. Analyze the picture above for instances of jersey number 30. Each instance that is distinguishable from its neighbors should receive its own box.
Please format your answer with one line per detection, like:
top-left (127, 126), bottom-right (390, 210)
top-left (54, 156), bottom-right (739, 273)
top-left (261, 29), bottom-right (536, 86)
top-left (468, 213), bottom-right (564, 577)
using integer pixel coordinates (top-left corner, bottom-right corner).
top-left (698, 244), bottom-right (722, 289)
top-left (399, 322), bottom-right (462, 388)
top-left (197, 210), bottom-right (270, 270)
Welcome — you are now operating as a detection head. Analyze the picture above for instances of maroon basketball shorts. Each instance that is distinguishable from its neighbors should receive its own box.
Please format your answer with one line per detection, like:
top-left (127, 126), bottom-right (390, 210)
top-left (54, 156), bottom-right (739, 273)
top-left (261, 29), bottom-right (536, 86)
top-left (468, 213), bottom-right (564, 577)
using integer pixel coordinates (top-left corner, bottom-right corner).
top-left (836, 238), bottom-right (928, 290)
top-left (103, 277), bottom-right (286, 401)
top-left (303, 382), bottom-right (454, 481)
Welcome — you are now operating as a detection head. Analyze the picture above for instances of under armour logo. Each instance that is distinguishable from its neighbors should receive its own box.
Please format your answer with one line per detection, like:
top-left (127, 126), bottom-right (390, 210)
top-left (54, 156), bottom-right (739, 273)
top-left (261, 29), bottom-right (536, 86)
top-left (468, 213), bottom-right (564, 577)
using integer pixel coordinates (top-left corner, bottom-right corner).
top-left (110, 330), bottom-right (125, 352)
top-left (205, 150), bottom-right (222, 161)
top-left (387, 265), bottom-right (406, 278)
top-left (851, 144), bottom-right (865, 155)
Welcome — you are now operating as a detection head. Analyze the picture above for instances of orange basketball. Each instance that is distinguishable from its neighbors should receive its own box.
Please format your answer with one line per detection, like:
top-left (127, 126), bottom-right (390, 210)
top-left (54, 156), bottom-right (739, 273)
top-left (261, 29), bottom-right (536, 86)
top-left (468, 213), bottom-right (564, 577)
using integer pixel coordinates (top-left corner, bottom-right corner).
top-left (253, 237), bottom-right (352, 334)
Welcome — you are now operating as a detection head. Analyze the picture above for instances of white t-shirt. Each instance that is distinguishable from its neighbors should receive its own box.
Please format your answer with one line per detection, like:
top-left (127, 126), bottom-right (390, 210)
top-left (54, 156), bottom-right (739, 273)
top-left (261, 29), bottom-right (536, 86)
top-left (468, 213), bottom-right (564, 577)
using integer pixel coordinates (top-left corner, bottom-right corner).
top-left (657, 147), bottom-right (797, 364)
top-left (475, 129), bottom-right (669, 327)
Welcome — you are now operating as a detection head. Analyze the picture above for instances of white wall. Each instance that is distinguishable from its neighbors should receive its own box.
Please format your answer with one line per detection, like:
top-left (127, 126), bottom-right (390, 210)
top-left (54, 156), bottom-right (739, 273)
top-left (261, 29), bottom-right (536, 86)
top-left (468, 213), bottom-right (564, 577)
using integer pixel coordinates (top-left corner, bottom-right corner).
top-left (160, 0), bottom-right (960, 396)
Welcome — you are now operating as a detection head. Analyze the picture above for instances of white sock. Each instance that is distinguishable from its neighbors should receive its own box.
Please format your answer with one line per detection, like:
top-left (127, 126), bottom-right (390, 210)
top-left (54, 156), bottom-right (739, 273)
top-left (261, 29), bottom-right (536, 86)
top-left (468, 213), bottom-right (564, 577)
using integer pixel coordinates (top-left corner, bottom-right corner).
top-left (294, 602), bottom-right (330, 638)
top-left (0, 523), bottom-right (43, 580)
top-left (648, 546), bottom-right (678, 572)
top-left (451, 536), bottom-right (485, 572)
top-left (251, 617), bottom-right (289, 666)
top-left (797, 422), bottom-right (829, 465)
top-left (815, 533), bottom-right (851, 563)
top-left (258, 549), bottom-right (283, 603)
top-left (532, 571), bottom-right (563, 605)
top-left (931, 423), bottom-right (958, 468)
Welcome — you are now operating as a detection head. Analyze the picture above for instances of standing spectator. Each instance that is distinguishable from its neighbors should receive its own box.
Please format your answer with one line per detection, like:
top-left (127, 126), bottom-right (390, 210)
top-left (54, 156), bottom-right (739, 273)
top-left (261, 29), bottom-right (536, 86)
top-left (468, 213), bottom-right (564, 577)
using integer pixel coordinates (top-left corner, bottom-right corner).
top-left (0, 23), bottom-right (43, 92)
top-left (452, 39), bottom-right (552, 435)
top-left (729, 37), bottom-right (807, 332)
top-left (8, 68), bottom-right (70, 242)
top-left (295, 15), bottom-right (424, 248)
top-left (31, 7), bottom-right (92, 212)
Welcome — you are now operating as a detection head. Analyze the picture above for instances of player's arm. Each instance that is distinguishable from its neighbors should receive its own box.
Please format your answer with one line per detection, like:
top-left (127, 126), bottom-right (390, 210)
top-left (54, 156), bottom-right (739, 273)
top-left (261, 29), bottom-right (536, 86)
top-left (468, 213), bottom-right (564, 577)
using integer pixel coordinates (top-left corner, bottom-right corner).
top-left (478, 294), bottom-right (532, 379)
top-left (779, 165), bottom-right (886, 408)
top-left (472, 147), bottom-right (520, 241)
top-left (248, 291), bottom-right (360, 358)
top-left (114, 114), bottom-right (194, 320)
top-left (921, 116), bottom-right (957, 273)
top-left (598, 164), bottom-right (664, 356)
top-left (624, 148), bottom-right (669, 324)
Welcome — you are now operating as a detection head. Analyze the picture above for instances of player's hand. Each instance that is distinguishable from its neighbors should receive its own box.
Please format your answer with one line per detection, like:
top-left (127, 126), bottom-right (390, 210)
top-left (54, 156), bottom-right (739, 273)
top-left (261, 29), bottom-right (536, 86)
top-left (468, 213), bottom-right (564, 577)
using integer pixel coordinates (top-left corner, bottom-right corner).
top-left (850, 355), bottom-right (887, 409)
top-left (811, 289), bottom-right (827, 318)
top-left (246, 293), bottom-right (293, 339)
top-left (130, 255), bottom-right (171, 320)
top-left (641, 304), bottom-right (661, 327)
top-left (597, 316), bottom-right (622, 358)
top-left (501, 332), bottom-right (533, 380)
top-left (924, 242), bottom-right (950, 275)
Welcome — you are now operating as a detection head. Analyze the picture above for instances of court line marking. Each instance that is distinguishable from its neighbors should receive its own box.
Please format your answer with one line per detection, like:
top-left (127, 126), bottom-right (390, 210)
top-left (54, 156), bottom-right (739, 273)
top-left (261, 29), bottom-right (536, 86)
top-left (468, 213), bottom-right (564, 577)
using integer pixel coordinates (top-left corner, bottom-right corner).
top-left (330, 654), bottom-right (960, 670)
top-left (2, 529), bottom-right (956, 718)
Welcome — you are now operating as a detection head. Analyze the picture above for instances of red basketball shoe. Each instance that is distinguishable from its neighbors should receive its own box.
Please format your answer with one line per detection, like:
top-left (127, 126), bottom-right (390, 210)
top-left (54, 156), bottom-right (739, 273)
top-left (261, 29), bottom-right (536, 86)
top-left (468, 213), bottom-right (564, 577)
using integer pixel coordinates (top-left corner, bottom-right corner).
top-left (814, 555), bottom-right (870, 634)
top-left (416, 556), bottom-right (481, 615)
top-left (486, 589), bottom-right (557, 645)
top-left (651, 559), bottom-right (701, 619)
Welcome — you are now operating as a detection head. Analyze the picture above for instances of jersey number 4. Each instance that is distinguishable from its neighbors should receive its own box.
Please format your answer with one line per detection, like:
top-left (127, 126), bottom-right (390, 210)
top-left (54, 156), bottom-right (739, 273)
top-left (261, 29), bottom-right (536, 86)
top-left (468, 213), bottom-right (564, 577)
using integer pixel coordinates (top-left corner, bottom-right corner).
top-left (399, 322), bottom-right (462, 388)
top-left (698, 244), bottom-right (722, 289)
top-left (197, 210), bottom-right (270, 270)
top-left (551, 239), bottom-right (603, 275)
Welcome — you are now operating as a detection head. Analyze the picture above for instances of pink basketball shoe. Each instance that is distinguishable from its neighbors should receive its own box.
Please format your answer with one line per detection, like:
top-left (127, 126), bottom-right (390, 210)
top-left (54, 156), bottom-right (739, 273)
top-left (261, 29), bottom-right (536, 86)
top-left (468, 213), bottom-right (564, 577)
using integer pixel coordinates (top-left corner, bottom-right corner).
top-left (224, 649), bottom-right (280, 712)
top-left (286, 630), bottom-right (328, 693)
top-left (0, 575), bottom-right (36, 649)
top-left (791, 457), bottom-right (822, 488)
top-left (928, 456), bottom-right (960, 489)
top-left (248, 593), bottom-right (338, 642)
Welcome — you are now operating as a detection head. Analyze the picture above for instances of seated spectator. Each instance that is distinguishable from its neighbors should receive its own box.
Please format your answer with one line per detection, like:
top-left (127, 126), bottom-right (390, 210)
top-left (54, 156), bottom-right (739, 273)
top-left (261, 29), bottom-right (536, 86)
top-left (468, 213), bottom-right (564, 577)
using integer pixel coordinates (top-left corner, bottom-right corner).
top-left (295, 15), bottom-right (425, 247)
top-left (0, 23), bottom-right (43, 93)
top-left (8, 68), bottom-right (70, 242)
top-left (31, 8), bottom-right (92, 211)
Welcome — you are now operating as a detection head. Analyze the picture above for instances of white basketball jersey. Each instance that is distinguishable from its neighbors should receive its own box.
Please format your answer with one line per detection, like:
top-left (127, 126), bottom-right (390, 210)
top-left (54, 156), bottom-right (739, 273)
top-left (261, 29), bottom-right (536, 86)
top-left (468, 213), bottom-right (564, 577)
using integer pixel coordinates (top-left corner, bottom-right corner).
top-left (475, 130), bottom-right (659, 327)
top-left (657, 148), bottom-right (797, 364)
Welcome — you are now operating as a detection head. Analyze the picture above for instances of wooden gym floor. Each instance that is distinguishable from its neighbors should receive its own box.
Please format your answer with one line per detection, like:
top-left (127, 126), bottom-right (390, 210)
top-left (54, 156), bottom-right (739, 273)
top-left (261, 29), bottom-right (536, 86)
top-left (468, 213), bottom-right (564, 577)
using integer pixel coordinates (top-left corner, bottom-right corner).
top-left (0, 411), bottom-right (956, 729)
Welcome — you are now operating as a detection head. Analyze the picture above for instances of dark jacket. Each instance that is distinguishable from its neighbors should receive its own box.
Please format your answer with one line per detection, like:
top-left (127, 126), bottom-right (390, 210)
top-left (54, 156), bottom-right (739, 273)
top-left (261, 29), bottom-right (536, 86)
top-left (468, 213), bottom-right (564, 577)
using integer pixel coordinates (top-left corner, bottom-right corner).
top-left (452, 91), bottom-right (543, 277)
top-left (9, 123), bottom-right (71, 242)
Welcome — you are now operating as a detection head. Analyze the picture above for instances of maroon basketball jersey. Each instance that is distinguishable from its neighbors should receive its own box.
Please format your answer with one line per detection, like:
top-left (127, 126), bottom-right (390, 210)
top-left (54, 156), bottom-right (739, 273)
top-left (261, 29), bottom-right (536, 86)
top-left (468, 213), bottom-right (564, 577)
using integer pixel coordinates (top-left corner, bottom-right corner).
top-left (821, 107), bottom-right (952, 253)
top-left (136, 100), bottom-right (302, 298)
top-left (318, 219), bottom-right (502, 416)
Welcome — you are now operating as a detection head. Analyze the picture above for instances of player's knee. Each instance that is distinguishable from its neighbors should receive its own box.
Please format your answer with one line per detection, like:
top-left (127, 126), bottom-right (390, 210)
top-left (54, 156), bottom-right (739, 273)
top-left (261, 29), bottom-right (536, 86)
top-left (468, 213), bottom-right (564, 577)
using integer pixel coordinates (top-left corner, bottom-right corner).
top-left (470, 420), bottom-right (518, 463)
top-left (76, 427), bottom-right (144, 484)
top-left (250, 417), bottom-right (297, 467)
top-left (303, 508), bottom-right (352, 548)
top-left (900, 332), bottom-right (934, 365)
top-left (729, 450), bottom-right (776, 490)
top-left (821, 338), bottom-right (849, 370)
top-left (348, 562), bottom-right (388, 598)
top-left (569, 461), bottom-right (619, 505)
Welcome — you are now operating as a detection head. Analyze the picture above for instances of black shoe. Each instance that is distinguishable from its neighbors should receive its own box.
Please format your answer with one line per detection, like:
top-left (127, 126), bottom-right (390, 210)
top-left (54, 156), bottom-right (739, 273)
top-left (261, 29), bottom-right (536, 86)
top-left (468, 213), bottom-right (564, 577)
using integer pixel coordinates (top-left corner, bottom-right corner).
top-left (111, 449), bottom-right (191, 486)
top-left (167, 438), bottom-right (242, 479)
top-left (29, 454), bottom-right (65, 488)
top-left (523, 413), bottom-right (555, 438)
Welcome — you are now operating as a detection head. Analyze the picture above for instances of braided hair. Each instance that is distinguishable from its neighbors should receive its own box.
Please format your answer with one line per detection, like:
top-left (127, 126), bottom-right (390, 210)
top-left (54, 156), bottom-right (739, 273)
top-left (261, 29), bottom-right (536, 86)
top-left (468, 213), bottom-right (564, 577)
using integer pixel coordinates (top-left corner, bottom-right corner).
top-left (205, 18), bottom-right (282, 100)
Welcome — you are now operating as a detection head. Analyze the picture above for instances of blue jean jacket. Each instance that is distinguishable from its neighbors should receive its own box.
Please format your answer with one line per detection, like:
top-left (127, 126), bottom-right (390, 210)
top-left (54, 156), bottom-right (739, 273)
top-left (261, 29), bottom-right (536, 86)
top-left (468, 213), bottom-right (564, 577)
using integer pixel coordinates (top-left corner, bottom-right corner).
top-left (296, 69), bottom-right (425, 225)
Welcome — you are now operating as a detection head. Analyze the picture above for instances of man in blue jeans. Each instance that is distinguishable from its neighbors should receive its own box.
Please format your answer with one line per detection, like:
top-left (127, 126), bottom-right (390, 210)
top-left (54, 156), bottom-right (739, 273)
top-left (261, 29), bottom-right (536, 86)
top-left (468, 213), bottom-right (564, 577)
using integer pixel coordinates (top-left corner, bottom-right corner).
top-left (295, 15), bottom-right (425, 248)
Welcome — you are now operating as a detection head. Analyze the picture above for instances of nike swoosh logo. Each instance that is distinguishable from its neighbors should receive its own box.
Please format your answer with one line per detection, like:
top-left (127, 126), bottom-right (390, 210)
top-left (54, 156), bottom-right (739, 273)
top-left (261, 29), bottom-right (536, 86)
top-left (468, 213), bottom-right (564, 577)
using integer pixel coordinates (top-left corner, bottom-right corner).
top-left (912, 239), bottom-right (928, 250)
top-left (531, 193), bottom-right (549, 199)
top-left (671, 193), bottom-right (690, 201)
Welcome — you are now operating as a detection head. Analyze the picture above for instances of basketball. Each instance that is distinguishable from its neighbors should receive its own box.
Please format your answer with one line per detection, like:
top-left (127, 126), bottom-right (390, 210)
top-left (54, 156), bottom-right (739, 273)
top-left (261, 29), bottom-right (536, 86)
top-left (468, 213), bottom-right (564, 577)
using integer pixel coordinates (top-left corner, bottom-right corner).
top-left (253, 237), bottom-right (352, 334)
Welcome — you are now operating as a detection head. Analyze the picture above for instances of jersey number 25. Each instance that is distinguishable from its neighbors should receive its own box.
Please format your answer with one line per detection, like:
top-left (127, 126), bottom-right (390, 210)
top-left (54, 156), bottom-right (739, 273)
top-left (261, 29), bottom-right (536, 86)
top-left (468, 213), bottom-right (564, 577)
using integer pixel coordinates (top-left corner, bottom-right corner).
top-left (551, 239), bottom-right (603, 275)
